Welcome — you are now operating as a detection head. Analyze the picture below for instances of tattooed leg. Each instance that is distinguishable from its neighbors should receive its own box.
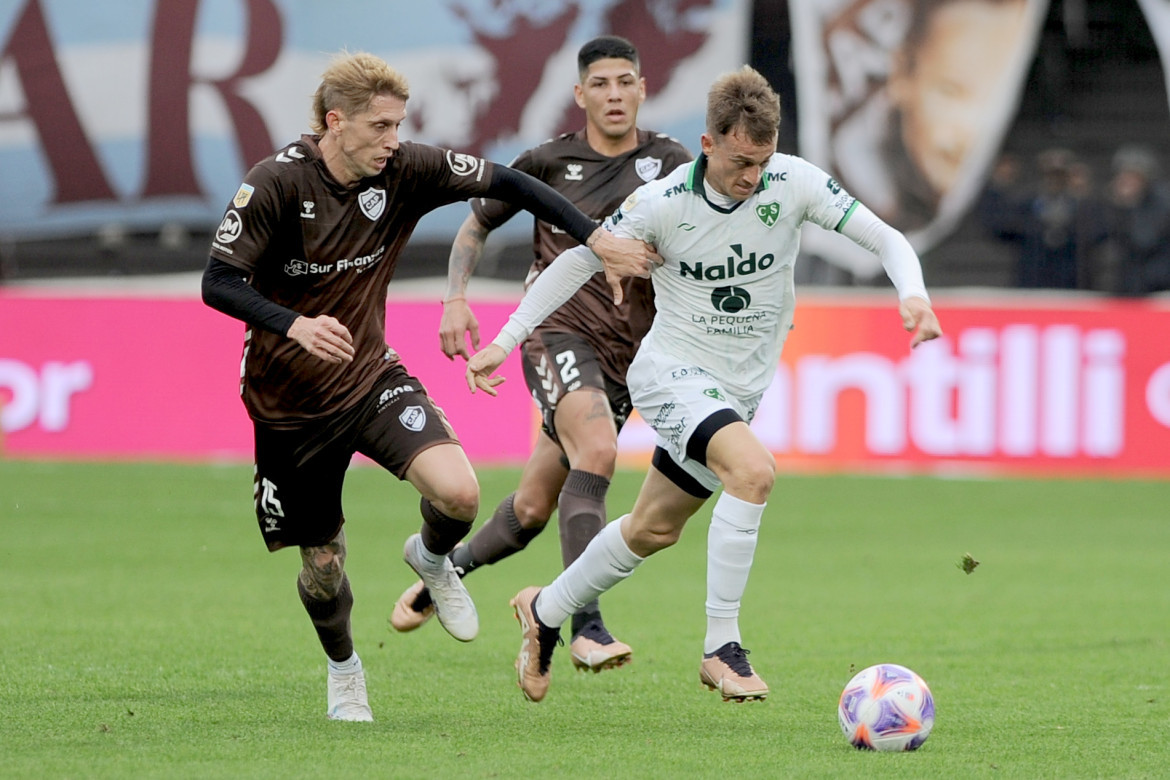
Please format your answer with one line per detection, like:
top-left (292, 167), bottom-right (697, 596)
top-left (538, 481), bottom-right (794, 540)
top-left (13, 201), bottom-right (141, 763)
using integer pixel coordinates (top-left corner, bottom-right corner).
top-left (298, 529), bottom-right (354, 662)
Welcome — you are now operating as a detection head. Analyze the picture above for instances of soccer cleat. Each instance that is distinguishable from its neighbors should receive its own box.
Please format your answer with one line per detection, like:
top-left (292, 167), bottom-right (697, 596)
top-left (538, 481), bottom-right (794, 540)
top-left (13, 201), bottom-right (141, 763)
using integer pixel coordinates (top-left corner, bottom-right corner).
top-left (699, 642), bottom-right (769, 702)
top-left (326, 668), bottom-right (374, 722)
top-left (402, 534), bottom-right (478, 642)
top-left (511, 586), bottom-right (562, 702)
top-left (570, 619), bottom-right (632, 672)
top-left (389, 579), bottom-right (434, 632)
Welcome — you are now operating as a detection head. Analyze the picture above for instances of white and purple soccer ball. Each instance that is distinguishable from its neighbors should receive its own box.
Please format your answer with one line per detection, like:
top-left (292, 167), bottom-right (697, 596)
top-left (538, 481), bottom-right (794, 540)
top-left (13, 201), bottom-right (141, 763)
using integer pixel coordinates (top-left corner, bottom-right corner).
top-left (838, 663), bottom-right (935, 751)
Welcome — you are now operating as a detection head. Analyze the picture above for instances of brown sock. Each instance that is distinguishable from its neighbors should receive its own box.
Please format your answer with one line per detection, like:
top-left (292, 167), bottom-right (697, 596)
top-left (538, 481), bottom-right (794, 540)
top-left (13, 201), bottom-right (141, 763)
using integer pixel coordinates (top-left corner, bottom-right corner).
top-left (419, 497), bottom-right (472, 555)
top-left (558, 470), bottom-right (610, 635)
top-left (451, 493), bottom-right (543, 575)
top-left (297, 574), bottom-right (354, 663)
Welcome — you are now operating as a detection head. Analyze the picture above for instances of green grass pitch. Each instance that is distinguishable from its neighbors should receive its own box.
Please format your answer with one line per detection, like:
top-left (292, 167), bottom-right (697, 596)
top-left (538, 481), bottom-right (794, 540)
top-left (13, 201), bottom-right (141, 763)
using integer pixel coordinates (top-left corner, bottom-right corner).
top-left (2, 460), bottom-right (1168, 778)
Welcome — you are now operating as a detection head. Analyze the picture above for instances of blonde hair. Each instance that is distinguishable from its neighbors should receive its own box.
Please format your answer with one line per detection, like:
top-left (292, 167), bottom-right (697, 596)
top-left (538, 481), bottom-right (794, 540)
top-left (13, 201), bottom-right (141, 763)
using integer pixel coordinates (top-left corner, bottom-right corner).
top-left (706, 65), bottom-right (780, 146)
top-left (310, 51), bottom-right (410, 133)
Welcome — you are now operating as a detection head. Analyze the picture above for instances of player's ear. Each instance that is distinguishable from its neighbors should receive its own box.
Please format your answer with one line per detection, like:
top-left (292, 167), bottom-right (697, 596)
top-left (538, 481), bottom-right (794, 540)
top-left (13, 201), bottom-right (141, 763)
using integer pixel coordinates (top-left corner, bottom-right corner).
top-left (573, 83), bottom-right (587, 110)
top-left (325, 109), bottom-right (345, 135)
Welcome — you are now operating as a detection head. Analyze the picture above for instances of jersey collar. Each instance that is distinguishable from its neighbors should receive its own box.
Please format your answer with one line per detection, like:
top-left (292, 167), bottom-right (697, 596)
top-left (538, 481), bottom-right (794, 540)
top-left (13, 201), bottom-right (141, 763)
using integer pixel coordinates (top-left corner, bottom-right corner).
top-left (685, 153), bottom-right (769, 214)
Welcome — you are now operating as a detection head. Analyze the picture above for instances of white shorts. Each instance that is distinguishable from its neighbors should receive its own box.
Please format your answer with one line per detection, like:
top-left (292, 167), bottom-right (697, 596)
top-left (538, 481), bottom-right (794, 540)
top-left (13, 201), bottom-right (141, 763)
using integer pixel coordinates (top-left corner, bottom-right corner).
top-left (627, 348), bottom-right (762, 492)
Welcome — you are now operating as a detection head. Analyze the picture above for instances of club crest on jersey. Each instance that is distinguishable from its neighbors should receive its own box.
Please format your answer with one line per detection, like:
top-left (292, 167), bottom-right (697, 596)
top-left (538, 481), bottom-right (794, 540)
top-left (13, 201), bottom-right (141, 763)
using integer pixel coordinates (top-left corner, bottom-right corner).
top-left (359, 187), bottom-right (386, 221)
top-left (756, 202), bottom-right (780, 228)
top-left (635, 156), bottom-right (662, 182)
top-left (233, 184), bottom-right (254, 208)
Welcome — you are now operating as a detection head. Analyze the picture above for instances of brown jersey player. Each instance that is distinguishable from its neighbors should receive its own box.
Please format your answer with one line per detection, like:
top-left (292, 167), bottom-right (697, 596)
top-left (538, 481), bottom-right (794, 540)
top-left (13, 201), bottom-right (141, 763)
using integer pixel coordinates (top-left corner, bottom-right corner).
top-left (390, 36), bottom-right (692, 675)
top-left (201, 50), bottom-right (659, 721)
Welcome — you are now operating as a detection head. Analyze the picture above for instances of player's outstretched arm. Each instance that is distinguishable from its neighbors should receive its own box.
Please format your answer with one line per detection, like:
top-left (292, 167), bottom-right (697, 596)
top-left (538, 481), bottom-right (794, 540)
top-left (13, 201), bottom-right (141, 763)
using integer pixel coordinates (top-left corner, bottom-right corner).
top-left (899, 296), bottom-right (942, 349)
top-left (440, 212), bottom-right (490, 360)
top-left (586, 227), bottom-right (662, 305)
top-left (465, 344), bottom-right (508, 396)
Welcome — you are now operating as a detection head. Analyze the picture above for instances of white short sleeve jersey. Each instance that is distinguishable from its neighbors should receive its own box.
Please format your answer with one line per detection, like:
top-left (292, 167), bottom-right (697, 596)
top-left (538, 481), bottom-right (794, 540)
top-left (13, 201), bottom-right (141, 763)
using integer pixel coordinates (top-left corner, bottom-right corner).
top-left (611, 152), bottom-right (862, 398)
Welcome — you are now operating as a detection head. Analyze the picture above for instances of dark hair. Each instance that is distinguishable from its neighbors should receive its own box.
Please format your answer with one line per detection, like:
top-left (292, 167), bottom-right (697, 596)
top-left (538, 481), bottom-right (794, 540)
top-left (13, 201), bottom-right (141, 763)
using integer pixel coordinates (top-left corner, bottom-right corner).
top-left (577, 35), bottom-right (640, 79)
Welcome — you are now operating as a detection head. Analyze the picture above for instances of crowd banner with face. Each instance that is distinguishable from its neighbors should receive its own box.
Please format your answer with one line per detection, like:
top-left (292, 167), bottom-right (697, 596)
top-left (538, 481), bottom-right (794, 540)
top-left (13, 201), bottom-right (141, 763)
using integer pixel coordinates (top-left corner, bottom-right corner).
top-left (1135, 0), bottom-right (1170, 105)
top-left (790, 0), bottom-right (1049, 277)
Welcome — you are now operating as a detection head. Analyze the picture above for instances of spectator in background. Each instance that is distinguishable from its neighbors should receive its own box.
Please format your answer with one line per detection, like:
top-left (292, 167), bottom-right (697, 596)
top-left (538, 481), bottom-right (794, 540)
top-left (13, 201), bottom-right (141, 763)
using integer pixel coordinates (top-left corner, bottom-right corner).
top-left (977, 147), bottom-right (1105, 289)
top-left (1103, 144), bottom-right (1170, 295)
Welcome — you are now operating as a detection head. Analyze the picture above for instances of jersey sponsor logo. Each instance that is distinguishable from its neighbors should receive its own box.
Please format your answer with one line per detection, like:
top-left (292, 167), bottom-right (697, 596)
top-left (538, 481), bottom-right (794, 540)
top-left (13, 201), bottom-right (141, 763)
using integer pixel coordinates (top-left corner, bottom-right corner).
top-left (711, 285), bottom-right (752, 313)
top-left (679, 244), bottom-right (774, 281)
top-left (275, 146), bottom-right (305, 163)
top-left (378, 384), bottom-right (416, 407)
top-left (445, 150), bottom-right (484, 178)
top-left (215, 210), bottom-right (243, 244)
top-left (756, 202), bottom-right (780, 227)
top-left (233, 183), bottom-right (254, 208)
top-left (300, 201), bottom-right (316, 219)
top-left (564, 163), bottom-right (583, 181)
top-left (635, 156), bottom-right (662, 182)
top-left (765, 171), bottom-right (788, 183)
top-left (359, 187), bottom-right (386, 221)
top-left (399, 405), bottom-right (427, 432)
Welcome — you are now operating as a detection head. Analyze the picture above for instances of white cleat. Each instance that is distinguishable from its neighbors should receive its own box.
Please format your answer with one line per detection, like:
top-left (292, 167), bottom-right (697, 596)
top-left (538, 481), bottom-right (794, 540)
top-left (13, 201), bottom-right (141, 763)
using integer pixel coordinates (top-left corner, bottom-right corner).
top-left (326, 668), bottom-right (374, 722)
top-left (403, 534), bottom-right (478, 642)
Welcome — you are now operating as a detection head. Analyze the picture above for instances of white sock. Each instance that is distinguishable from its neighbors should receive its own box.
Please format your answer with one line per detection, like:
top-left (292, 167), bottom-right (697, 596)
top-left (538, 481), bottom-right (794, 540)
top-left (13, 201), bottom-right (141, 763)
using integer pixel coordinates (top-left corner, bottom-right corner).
top-left (328, 652), bottom-right (362, 676)
top-left (535, 515), bottom-right (644, 628)
top-left (705, 492), bottom-right (765, 654)
top-left (413, 534), bottom-right (446, 570)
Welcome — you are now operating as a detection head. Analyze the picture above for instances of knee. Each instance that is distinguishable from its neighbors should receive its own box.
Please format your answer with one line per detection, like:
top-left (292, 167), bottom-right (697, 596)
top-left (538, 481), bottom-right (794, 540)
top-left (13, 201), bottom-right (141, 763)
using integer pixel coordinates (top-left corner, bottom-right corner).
top-left (626, 517), bottom-right (682, 557)
top-left (569, 438), bottom-right (618, 478)
top-left (301, 550), bottom-right (345, 597)
top-left (429, 482), bottom-right (479, 523)
top-left (511, 491), bottom-right (554, 531)
top-left (722, 456), bottom-right (774, 504)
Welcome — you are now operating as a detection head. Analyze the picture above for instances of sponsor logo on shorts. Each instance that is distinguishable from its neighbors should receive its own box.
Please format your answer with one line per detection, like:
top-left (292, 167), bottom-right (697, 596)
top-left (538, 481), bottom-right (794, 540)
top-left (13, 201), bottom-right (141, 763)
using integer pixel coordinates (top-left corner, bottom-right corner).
top-left (378, 384), bottom-right (415, 407)
top-left (703, 387), bottom-right (725, 401)
top-left (399, 405), bottom-right (427, 431)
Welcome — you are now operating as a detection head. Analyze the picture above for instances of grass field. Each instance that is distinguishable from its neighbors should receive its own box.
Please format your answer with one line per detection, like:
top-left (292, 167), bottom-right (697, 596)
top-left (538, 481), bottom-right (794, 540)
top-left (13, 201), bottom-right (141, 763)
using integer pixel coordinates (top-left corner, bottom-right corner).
top-left (2, 460), bottom-right (1168, 778)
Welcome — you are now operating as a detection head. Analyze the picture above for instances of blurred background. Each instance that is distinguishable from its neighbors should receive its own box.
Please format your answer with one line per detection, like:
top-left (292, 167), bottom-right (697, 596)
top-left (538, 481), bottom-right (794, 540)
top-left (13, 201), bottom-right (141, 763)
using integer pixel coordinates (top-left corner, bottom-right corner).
top-left (3, 0), bottom-right (1170, 475)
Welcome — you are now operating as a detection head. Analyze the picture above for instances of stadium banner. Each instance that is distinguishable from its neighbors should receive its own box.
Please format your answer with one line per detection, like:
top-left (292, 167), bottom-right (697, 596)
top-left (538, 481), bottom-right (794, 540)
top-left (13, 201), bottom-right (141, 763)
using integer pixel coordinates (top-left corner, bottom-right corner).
top-left (0, 0), bottom-right (746, 242)
top-left (3, 292), bottom-right (1170, 477)
top-left (788, 0), bottom-right (1049, 277)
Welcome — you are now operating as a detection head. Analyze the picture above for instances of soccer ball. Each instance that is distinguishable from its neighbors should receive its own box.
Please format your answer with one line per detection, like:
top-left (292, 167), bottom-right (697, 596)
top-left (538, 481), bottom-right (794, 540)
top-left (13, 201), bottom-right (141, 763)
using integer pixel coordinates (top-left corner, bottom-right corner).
top-left (837, 663), bottom-right (935, 751)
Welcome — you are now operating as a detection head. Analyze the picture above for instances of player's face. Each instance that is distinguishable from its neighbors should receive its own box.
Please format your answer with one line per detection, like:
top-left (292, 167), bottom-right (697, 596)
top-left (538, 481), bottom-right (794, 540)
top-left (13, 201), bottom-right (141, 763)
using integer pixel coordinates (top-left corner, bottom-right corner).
top-left (575, 58), bottom-right (645, 144)
top-left (331, 93), bottom-right (406, 184)
top-left (890, 0), bottom-right (1027, 198)
top-left (700, 126), bottom-right (776, 201)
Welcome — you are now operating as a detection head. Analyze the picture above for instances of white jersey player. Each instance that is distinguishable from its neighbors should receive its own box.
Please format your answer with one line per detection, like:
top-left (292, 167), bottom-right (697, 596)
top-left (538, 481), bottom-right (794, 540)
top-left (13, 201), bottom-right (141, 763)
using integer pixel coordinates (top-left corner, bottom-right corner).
top-left (467, 66), bottom-right (942, 705)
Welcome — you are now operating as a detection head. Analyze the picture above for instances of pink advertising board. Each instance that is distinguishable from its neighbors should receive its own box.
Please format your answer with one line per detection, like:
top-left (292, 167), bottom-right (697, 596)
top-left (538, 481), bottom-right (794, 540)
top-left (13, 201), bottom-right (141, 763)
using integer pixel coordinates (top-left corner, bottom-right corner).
top-left (0, 291), bottom-right (534, 462)
top-left (3, 290), bottom-right (1170, 477)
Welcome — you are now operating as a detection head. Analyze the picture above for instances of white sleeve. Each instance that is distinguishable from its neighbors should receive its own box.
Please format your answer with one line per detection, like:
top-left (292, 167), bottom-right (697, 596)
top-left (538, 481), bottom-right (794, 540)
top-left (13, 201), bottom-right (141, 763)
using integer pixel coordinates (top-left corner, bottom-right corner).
top-left (492, 245), bottom-right (603, 355)
top-left (837, 202), bottom-right (930, 302)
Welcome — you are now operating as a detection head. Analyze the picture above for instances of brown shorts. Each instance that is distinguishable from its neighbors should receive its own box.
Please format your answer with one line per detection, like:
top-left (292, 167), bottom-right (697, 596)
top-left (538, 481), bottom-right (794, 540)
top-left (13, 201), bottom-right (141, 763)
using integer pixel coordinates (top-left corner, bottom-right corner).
top-left (251, 362), bottom-right (457, 551)
top-left (520, 329), bottom-right (632, 446)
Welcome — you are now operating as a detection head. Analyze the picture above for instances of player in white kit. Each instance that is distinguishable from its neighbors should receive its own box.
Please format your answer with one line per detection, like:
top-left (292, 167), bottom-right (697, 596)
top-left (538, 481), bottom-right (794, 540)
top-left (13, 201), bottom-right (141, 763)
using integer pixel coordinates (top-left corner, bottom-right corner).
top-left (466, 66), bottom-right (943, 703)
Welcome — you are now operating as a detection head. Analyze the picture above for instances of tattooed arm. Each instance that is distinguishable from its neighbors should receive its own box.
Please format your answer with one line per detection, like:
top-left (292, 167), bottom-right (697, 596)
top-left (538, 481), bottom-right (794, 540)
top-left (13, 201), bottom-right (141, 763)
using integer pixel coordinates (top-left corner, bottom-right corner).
top-left (438, 212), bottom-right (493, 361)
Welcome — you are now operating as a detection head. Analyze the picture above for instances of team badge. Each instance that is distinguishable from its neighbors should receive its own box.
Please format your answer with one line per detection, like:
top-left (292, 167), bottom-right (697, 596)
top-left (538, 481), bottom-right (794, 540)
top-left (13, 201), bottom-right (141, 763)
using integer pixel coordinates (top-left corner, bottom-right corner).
top-left (635, 156), bottom-right (662, 182)
top-left (359, 187), bottom-right (386, 221)
top-left (215, 210), bottom-right (243, 244)
top-left (232, 184), bottom-right (254, 208)
top-left (399, 405), bottom-right (426, 432)
top-left (703, 387), bottom-right (726, 402)
top-left (756, 202), bottom-right (780, 228)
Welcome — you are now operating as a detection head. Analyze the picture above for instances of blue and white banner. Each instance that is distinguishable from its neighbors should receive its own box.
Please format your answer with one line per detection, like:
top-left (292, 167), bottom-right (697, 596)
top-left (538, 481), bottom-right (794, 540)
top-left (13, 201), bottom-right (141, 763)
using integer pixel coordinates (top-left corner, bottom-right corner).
top-left (790, 0), bottom-right (1050, 276)
top-left (0, 0), bottom-right (748, 241)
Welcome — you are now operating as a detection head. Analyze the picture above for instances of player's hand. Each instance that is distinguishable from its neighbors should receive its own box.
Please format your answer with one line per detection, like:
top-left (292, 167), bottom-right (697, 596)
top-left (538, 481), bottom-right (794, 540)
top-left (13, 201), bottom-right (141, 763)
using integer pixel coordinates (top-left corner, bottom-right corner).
top-left (899, 296), bottom-right (942, 349)
top-left (465, 344), bottom-right (508, 396)
top-left (588, 228), bottom-right (663, 305)
top-left (287, 315), bottom-right (355, 364)
top-left (439, 297), bottom-right (480, 360)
